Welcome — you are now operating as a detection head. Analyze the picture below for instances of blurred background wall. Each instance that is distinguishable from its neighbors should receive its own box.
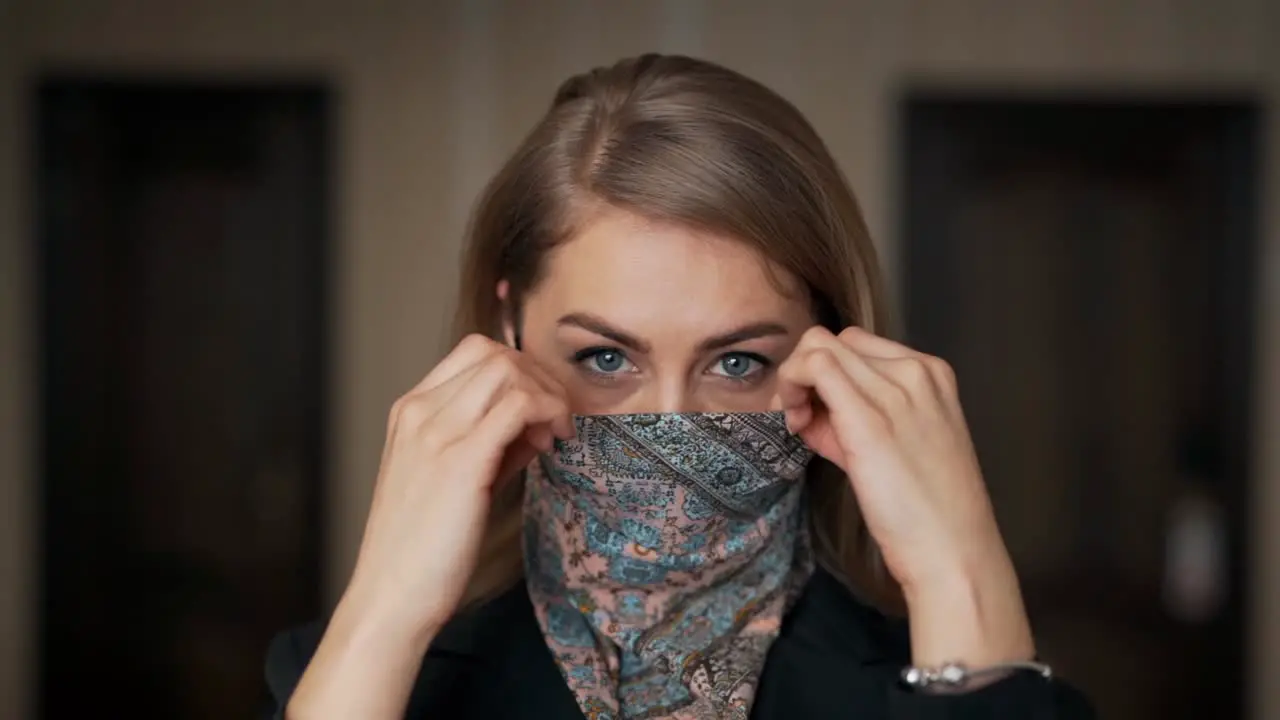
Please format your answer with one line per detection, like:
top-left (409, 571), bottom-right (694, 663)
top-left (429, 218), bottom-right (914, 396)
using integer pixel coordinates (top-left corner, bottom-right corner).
top-left (0, 1), bottom-right (1277, 718)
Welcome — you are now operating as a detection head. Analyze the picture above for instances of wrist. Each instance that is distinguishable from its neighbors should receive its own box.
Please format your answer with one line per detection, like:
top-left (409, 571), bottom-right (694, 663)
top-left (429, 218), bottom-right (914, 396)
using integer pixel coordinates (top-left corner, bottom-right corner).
top-left (902, 556), bottom-right (1035, 672)
top-left (286, 594), bottom-right (439, 720)
top-left (330, 585), bottom-right (446, 660)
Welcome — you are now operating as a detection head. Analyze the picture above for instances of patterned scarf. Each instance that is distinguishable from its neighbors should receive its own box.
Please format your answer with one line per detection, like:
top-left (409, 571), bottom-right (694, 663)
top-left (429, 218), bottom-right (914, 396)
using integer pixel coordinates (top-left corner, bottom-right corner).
top-left (523, 411), bottom-right (815, 719)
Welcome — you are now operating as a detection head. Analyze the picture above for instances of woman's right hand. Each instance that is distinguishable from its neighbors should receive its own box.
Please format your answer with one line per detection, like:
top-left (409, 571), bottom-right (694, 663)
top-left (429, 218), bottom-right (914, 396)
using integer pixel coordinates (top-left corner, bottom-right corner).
top-left (286, 334), bottom-right (573, 719)
top-left (343, 333), bottom-right (575, 639)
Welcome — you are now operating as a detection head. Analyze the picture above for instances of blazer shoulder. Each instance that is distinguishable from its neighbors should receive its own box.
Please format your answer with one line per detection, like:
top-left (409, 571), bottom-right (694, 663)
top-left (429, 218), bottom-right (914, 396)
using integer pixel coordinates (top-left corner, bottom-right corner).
top-left (263, 620), bottom-right (326, 715)
top-left (261, 586), bottom-right (530, 718)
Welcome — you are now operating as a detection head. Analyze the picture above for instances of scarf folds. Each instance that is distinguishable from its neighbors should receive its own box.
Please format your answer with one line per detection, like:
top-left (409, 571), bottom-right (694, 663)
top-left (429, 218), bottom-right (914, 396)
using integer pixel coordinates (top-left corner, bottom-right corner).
top-left (523, 411), bottom-right (815, 719)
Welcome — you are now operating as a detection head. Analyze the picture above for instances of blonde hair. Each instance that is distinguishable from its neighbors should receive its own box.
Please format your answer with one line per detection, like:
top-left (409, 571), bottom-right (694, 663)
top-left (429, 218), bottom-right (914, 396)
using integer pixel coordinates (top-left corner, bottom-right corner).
top-left (451, 54), bottom-right (904, 614)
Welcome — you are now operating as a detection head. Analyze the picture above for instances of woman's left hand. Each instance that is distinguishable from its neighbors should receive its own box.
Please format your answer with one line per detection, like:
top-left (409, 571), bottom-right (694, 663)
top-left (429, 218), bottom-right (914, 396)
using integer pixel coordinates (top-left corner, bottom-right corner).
top-left (775, 325), bottom-right (1035, 669)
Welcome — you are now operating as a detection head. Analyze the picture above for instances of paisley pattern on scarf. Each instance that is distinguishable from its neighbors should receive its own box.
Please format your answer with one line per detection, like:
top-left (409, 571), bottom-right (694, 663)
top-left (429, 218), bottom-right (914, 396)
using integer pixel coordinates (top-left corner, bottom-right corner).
top-left (523, 411), bottom-right (815, 719)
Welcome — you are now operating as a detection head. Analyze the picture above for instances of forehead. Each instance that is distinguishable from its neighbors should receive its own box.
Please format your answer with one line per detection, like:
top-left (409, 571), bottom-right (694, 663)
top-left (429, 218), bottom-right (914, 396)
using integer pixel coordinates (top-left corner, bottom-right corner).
top-left (528, 209), bottom-right (809, 325)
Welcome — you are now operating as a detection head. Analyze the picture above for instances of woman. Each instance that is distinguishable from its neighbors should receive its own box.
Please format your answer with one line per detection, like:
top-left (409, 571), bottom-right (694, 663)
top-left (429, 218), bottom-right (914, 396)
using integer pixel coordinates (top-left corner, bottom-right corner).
top-left (265, 54), bottom-right (1095, 719)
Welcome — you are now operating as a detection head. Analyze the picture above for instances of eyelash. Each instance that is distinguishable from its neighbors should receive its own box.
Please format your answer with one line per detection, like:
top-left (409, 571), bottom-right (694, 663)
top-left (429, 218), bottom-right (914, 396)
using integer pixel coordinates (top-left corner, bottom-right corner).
top-left (570, 347), bottom-right (773, 384)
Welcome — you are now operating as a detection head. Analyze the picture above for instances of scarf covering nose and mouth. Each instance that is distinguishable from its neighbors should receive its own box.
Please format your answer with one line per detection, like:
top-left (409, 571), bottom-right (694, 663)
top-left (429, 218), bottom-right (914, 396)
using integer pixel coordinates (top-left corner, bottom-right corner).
top-left (523, 411), bottom-right (815, 720)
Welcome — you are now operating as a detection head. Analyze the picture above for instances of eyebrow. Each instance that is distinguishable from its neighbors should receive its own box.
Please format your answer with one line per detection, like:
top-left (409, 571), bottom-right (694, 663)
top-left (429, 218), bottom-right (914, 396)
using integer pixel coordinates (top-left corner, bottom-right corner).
top-left (556, 312), bottom-right (790, 354)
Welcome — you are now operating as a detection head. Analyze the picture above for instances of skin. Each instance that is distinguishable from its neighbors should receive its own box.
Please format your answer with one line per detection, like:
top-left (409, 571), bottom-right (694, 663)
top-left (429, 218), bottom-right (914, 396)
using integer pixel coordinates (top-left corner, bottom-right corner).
top-left (286, 208), bottom-right (1035, 718)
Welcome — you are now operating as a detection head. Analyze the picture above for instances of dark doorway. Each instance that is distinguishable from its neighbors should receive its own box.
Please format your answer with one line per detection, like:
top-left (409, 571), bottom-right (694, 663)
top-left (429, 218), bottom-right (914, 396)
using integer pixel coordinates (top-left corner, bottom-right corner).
top-left (36, 80), bottom-right (330, 719)
top-left (902, 96), bottom-right (1258, 719)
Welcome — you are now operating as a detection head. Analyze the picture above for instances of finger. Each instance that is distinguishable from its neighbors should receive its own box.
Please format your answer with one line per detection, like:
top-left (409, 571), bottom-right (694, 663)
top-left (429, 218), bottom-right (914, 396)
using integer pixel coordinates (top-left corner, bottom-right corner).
top-left (434, 353), bottom-right (566, 442)
top-left (496, 438), bottom-right (542, 486)
top-left (386, 334), bottom-right (504, 445)
top-left (439, 345), bottom-right (573, 439)
top-left (836, 326), bottom-right (922, 360)
top-left (773, 348), bottom-right (885, 448)
top-left (775, 326), bottom-right (836, 409)
top-left (415, 333), bottom-right (506, 394)
top-left (834, 328), bottom-right (954, 410)
top-left (772, 326), bottom-right (833, 425)
top-left (506, 354), bottom-right (575, 440)
top-left (512, 354), bottom-right (575, 436)
top-left (866, 354), bottom-right (962, 416)
top-left (487, 423), bottom-right (556, 488)
top-left (777, 347), bottom-right (881, 439)
top-left (467, 388), bottom-right (571, 484)
top-left (778, 326), bottom-right (893, 407)
top-left (774, 357), bottom-right (813, 413)
top-left (798, 328), bottom-right (905, 410)
top-left (775, 363), bottom-right (817, 433)
top-left (783, 400), bottom-right (813, 436)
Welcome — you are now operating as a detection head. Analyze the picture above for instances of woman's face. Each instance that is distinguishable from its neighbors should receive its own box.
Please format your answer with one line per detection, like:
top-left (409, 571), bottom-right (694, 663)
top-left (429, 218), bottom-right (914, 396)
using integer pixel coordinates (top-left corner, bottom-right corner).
top-left (513, 208), bottom-right (815, 415)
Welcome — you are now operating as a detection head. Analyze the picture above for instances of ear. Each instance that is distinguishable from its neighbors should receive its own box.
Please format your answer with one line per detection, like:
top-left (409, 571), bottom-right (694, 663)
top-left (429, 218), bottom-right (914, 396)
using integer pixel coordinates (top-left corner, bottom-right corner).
top-left (496, 280), bottom-right (517, 348)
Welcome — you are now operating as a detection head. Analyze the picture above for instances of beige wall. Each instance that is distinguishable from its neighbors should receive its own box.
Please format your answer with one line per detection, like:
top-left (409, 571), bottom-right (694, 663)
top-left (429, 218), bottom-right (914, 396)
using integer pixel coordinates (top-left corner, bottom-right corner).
top-left (1, 1), bottom-right (1277, 718)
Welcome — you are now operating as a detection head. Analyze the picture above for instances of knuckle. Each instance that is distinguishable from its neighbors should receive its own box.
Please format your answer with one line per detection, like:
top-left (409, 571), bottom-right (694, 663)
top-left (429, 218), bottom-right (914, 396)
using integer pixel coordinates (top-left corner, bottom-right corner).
top-left (900, 357), bottom-right (930, 386)
top-left (808, 348), bottom-right (839, 373)
top-left (489, 348), bottom-right (521, 375)
top-left (929, 356), bottom-right (957, 384)
top-left (885, 377), bottom-right (913, 406)
top-left (394, 395), bottom-right (429, 427)
top-left (931, 353), bottom-right (952, 376)
top-left (415, 426), bottom-right (448, 456)
top-left (507, 388), bottom-right (534, 414)
top-left (800, 325), bottom-right (835, 346)
top-left (458, 332), bottom-right (494, 354)
top-left (388, 396), bottom-right (406, 422)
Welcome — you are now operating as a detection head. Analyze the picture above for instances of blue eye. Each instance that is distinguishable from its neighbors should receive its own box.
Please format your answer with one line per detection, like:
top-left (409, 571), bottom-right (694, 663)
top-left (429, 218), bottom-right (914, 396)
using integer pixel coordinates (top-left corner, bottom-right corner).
top-left (592, 350), bottom-right (626, 372)
top-left (712, 352), bottom-right (765, 379)
top-left (573, 347), bottom-right (636, 376)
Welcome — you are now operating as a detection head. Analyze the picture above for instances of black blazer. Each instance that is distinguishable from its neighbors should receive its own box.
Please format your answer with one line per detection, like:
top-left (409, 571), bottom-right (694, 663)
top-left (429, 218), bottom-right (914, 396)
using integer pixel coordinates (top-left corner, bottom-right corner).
top-left (264, 569), bottom-right (1095, 719)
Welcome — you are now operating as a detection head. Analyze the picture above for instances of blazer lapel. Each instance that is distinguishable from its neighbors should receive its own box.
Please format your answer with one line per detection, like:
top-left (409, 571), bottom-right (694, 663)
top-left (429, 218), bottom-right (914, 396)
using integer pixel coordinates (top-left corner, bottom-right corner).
top-left (427, 581), bottom-right (585, 720)
top-left (417, 569), bottom-right (900, 719)
top-left (750, 569), bottom-right (908, 719)
top-left (495, 600), bottom-right (585, 720)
